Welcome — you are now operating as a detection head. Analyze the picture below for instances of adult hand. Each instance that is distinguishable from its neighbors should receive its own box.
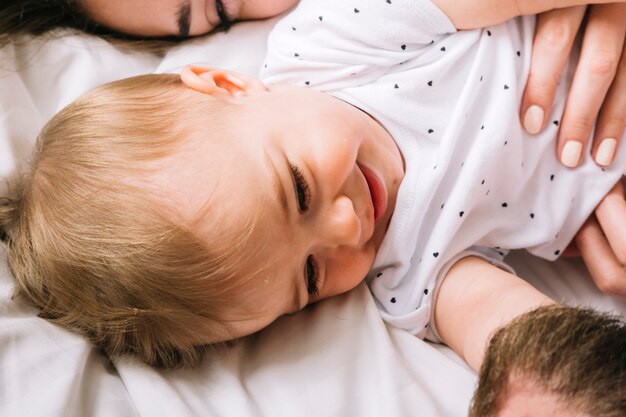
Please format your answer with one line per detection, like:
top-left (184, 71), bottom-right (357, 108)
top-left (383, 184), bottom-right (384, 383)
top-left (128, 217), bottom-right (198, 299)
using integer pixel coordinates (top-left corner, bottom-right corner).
top-left (575, 180), bottom-right (626, 299)
top-left (521, 4), bottom-right (626, 168)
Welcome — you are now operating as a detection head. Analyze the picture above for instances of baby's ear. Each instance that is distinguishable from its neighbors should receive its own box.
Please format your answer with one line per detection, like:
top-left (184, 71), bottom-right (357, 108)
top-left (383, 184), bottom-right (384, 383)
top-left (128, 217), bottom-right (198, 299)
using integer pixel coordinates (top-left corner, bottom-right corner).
top-left (180, 65), bottom-right (266, 97)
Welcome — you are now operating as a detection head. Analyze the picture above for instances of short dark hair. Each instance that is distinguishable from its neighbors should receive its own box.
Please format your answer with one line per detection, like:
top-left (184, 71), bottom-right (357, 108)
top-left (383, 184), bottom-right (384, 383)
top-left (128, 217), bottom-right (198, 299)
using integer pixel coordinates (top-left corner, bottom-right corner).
top-left (470, 305), bottom-right (626, 417)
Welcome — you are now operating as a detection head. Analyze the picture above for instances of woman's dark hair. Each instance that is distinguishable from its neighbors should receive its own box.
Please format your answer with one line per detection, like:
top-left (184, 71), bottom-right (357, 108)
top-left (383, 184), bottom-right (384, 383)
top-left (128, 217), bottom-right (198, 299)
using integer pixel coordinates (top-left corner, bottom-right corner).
top-left (1, 1), bottom-right (97, 45)
top-left (0, 0), bottom-right (182, 49)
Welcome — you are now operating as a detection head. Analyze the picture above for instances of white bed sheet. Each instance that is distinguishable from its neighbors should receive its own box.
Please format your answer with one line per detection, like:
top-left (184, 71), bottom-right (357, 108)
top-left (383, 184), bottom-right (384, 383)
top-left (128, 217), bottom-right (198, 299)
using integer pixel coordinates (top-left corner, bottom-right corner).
top-left (1, 17), bottom-right (624, 417)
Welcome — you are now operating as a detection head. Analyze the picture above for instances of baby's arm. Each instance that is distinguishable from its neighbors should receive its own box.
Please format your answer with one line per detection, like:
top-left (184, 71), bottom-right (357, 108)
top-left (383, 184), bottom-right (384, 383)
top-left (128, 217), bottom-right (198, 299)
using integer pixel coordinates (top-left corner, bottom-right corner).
top-left (434, 256), bottom-right (553, 371)
top-left (433, 0), bottom-right (626, 29)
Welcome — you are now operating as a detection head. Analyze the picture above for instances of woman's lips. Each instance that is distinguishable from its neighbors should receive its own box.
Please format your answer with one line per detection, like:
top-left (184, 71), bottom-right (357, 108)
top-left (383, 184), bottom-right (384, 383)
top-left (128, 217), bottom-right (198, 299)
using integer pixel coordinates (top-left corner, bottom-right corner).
top-left (358, 164), bottom-right (388, 224)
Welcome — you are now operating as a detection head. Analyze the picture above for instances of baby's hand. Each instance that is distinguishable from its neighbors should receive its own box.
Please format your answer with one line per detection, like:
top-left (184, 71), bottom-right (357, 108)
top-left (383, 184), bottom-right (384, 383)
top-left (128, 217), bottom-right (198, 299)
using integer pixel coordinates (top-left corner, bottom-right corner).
top-left (575, 179), bottom-right (626, 299)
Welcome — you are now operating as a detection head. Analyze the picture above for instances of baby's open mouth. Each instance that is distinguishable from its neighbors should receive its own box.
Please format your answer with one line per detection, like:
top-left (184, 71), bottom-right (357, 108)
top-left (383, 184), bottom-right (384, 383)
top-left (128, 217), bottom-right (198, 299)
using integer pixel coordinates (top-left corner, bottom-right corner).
top-left (358, 164), bottom-right (388, 224)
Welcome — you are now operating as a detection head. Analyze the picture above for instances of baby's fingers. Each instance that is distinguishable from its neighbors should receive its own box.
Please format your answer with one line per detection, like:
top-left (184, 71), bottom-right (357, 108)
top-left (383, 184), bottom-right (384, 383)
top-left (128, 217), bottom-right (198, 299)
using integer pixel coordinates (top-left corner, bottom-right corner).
top-left (576, 215), bottom-right (626, 298)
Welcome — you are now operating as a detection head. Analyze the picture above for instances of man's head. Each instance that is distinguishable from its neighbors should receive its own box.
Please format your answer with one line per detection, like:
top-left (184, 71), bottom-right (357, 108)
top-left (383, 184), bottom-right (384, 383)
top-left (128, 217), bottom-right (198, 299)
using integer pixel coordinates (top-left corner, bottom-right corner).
top-left (3, 68), bottom-right (404, 367)
top-left (470, 305), bottom-right (626, 417)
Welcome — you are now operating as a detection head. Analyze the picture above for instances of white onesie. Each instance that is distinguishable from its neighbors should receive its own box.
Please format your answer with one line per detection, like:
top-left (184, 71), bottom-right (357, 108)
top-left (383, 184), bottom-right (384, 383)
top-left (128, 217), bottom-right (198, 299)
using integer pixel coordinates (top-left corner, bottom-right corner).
top-left (261, 0), bottom-right (626, 339)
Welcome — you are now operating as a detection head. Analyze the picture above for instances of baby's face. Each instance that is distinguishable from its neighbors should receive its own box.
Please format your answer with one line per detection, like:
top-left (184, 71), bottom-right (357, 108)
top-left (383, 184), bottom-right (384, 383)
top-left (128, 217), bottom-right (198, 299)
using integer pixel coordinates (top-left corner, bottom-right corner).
top-left (160, 76), bottom-right (404, 340)
top-left (81, 0), bottom-right (298, 37)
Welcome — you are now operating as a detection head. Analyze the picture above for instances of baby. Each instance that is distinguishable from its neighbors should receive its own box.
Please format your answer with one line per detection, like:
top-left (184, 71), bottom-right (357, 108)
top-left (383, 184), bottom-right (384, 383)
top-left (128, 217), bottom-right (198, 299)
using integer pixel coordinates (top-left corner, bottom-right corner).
top-left (0, 0), bottom-right (625, 385)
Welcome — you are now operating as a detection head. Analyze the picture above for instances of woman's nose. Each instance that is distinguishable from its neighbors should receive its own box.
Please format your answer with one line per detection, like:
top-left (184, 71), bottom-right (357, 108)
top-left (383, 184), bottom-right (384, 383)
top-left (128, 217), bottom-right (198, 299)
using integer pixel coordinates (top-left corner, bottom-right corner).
top-left (318, 195), bottom-right (361, 247)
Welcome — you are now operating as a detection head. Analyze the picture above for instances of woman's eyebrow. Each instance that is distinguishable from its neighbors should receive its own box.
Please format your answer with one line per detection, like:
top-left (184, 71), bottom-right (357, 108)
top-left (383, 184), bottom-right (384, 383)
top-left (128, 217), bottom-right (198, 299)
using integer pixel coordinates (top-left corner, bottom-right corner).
top-left (177, 1), bottom-right (191, 38)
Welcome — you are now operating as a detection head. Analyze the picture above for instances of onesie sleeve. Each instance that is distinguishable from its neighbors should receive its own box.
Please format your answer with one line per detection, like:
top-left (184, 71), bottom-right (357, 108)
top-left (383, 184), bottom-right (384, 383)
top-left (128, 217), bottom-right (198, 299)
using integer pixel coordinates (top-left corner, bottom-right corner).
top-left (424, 246), bottom-right (515, 344)
top-left (261, 0), bottom-right (456, 90)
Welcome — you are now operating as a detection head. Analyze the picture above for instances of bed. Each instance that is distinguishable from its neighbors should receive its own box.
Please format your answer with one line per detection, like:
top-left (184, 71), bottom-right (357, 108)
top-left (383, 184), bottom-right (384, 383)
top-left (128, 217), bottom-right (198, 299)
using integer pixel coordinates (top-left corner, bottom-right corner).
top-left (1, 16), bottom-right (625, 417)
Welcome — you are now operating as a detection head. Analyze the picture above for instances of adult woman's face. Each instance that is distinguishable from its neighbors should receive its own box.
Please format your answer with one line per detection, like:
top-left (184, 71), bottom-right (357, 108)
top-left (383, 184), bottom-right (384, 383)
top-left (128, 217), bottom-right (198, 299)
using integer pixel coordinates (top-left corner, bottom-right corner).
top-left (81, 0), bottom-right (298, 37)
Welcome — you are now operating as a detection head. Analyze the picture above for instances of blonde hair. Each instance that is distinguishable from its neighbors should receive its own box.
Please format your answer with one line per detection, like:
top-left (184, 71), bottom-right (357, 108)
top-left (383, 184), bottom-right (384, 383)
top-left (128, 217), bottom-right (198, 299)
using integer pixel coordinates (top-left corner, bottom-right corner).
top-left (0, 74), bottom-right (260, 368)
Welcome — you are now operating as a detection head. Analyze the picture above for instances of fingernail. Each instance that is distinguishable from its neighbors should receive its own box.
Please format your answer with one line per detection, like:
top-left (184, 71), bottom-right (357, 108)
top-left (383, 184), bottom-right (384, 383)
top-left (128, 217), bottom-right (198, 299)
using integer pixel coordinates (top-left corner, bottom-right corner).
top-left (561, 141), bottom-right (583, 168)
top-left (523, 105), bottom-right (544, 134)
top-left (595, 138), bottom-right (617, 166)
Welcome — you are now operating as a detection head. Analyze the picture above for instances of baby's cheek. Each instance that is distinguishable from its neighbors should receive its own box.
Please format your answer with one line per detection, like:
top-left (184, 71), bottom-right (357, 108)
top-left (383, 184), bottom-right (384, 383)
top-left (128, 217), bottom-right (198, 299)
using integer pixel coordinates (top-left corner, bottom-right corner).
top-left (322, 253), bottom-right (373, 299)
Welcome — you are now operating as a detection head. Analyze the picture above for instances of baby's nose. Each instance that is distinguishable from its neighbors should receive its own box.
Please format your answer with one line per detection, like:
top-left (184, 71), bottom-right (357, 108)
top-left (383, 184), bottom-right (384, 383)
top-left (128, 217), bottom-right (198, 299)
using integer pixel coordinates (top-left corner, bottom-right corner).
top-left (320, 195), bottom-right (361, 247)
